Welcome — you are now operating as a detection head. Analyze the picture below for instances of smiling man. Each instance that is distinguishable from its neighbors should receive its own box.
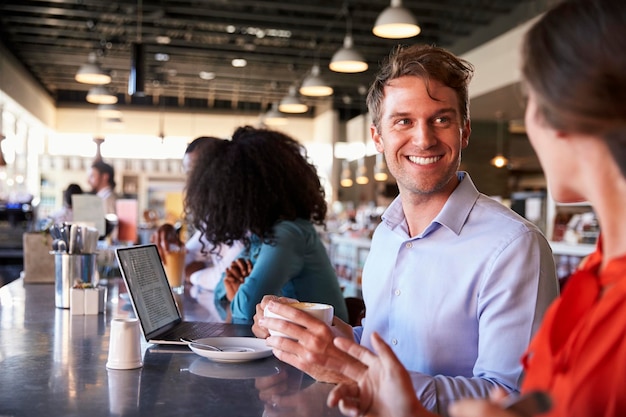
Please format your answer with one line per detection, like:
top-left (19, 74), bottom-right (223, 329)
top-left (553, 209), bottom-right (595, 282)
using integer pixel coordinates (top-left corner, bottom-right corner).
top-left (255, 44), bottom-right (559, 414)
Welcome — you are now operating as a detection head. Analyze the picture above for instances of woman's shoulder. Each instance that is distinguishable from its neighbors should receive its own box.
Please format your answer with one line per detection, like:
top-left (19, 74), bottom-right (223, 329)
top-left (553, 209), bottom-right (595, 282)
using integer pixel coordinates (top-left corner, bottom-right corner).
top-left (272, 218), bottom-right (318, 242)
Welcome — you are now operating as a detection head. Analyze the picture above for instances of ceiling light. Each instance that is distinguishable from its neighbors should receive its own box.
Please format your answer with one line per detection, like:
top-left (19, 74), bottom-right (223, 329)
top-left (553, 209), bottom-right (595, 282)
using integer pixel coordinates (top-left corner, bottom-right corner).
top-left (356, 159), bottom-right (369, 185)
top-left (490, 111), bottom-right (509, 169)
top-left (156, 35), bottom-right (171, 44)
top-left (340, 160), bottom-right (353, 187)
top-left (231, 58), bottom-right (247, 68)
top-left (330, 9), bottom-right (368, 73)
top-left (330, 35), bottom-right (368, 73)
top-left (263, 102), bottom-right (288, 126)
top-left (373, 0), bottom-right (421, 39)
top-left (278, 86), bottom-right (308, 114)
top-left (299, 65), bottom-right (333, 97)
top-left (199, 71), bottom-right (216, 80)
top-left (75, 52), bottom-right (111, 85)
top-left (86, 86), bottom-right (118, 104)
top-left (374, 153), bottom-right (388, 181)
top-left (96, 103), bottom-right (122, 118)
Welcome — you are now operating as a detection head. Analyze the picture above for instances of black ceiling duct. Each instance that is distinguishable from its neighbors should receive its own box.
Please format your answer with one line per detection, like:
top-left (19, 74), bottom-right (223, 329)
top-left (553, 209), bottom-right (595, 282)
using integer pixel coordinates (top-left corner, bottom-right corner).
top-left (128, 42), bottom-right (145, 97)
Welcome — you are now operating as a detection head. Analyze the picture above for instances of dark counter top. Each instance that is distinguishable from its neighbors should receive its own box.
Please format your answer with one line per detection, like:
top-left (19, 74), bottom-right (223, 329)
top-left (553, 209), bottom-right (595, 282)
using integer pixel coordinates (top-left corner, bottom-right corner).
top-left (0, 278), bottom-right (341, 417)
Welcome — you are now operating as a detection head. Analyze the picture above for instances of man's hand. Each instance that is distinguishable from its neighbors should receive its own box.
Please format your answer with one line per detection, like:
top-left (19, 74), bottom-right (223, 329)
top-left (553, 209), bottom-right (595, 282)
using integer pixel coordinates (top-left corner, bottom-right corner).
top-left (326, 332), bottom-right (432, 417)
top-left (252, 295), bottom-right (299, 339)
top-left (257, 300), bottom-right (357, 384)
top-left (224, 258), bottom-right (253, 301)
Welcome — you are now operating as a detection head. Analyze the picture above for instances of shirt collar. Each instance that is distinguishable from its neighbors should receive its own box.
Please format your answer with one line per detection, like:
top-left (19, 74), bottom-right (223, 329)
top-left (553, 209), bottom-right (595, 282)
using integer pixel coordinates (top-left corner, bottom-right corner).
top-left (381, 172), bottom-right (479, 237)
top-left (97, 186), bottom-right (113, 199)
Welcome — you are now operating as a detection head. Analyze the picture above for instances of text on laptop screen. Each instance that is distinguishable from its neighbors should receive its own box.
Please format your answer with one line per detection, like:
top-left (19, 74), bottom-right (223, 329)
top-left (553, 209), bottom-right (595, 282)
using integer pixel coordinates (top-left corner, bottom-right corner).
top-left (117, 245), bottom-right (180, 335)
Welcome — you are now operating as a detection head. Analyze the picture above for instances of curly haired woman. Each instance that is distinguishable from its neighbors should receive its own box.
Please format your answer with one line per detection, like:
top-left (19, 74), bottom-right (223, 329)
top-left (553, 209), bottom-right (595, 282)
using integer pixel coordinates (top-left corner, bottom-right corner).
top-left (184, 125), bottom-right (348, 325)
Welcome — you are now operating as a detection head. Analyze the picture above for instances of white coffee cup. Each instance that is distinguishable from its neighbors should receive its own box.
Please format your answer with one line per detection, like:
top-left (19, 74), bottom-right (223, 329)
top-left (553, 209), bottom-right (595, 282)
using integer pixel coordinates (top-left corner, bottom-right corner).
top-left (264, 302), bottom-right (334, 338)
top-left (106, 318), bottom-right (143, 370)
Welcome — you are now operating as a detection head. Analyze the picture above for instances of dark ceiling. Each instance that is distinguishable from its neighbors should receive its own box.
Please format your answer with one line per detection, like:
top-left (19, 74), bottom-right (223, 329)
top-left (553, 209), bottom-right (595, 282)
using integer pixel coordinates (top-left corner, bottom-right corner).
top-left (0, 0), bottom-right (548, 121)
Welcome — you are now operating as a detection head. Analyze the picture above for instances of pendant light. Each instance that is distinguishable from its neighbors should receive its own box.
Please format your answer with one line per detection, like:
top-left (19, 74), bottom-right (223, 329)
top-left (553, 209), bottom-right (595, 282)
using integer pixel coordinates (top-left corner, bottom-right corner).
top-left (355, 158), bottom-right (369, 185)
top-left (340, 160), bottom-right (353, 187)
top-left (300, 65), bottom-right (333, 97)
top-left (490, 111), bottom-right (509, 168)
top-left (75, 52), bottom-right (111, 85)
top-left (97, 104), bottom-right (122, 119)
top-left (86, 86), bottom-right (118, 104)
top-left (263, 102), bottom-right (288, 126)
top-left (373, 0), bottom-right (421, 39)
top-left (374, 153), bottom-right (388, 181)
top-left (279, 86), bottom-right (308, 114)
top-left (330, 8), bottom-right (368, 73)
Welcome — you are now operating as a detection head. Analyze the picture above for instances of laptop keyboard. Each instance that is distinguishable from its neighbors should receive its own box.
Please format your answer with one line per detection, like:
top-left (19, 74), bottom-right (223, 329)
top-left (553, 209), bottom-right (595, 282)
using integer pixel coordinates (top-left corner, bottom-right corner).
top-left (164, 322), bottom-right (226, 341)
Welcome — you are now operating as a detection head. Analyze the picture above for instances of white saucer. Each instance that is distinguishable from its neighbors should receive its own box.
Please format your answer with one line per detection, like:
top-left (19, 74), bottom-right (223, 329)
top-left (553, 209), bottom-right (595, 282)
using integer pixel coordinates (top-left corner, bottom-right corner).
top-left (189, 357), bottom-right (280, 379)
top-left (188, 337), bottom-right (273, 363)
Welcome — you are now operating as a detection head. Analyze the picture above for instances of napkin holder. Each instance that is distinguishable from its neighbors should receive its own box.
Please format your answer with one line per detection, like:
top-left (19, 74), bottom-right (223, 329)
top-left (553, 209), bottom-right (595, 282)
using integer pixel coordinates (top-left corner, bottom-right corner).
top-left (22, 232), bottom-right (55, 284)
top-left (71, 287), bottom-right (106, 315)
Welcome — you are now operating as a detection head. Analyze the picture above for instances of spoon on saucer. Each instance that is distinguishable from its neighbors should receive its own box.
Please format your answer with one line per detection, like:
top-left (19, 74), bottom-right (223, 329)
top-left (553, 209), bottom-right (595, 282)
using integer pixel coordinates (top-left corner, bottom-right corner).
top-left (180, 338), bottom-right (253, 353)
top-left (180, 337), bottom-right (224, 351)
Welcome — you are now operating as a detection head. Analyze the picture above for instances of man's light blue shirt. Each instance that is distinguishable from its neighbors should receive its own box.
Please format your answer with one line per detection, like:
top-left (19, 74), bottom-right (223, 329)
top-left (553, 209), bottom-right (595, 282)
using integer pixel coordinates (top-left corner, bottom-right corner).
top-left (355, 172), bottom-right (558, 414)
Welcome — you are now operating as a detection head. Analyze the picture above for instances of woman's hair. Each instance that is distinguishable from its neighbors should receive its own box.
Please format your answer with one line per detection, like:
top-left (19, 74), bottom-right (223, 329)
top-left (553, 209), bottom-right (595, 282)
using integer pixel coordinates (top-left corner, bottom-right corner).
top-left (521, 0), bottom-right (626, 176)
top-left (367, 44), bottom-right (474, 130)
top-left (63, 183), bottom-right (83, 208)
top-left (185, 136), bottom-right (219, 155)
top-left (184, 125), bottom-right (327, 252)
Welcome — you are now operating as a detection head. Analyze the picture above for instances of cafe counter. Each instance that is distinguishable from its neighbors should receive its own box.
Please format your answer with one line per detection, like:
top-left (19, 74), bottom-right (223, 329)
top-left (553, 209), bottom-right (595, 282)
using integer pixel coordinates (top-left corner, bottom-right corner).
top-left (0, 278), bottom-right (342, 417)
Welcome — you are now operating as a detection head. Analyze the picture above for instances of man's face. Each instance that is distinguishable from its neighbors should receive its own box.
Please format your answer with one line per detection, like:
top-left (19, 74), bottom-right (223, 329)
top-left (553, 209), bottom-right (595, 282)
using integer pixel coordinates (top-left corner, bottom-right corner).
top-left (371, 76), bottom-right (470, 199)
top-left (88, 167), bottom-right (104, 193)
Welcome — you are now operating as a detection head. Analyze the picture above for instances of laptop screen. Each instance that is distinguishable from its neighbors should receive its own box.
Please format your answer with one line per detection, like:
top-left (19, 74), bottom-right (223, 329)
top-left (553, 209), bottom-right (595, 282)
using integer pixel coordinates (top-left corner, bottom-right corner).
top-left (116, 244), bottom-right (182, 338)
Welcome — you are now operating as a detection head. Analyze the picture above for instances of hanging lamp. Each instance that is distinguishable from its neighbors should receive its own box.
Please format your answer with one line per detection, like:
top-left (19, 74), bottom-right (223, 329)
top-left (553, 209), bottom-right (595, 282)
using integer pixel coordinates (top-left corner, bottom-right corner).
top-left (97, 104), bottom-right (122, 119)
top-left (279, 86), bottom-right (308, 114)
top-left (355, 158), bottom-right (369, 185)
top-left (374, 153), bottom-right (388, 181)
top-left (75, 52), bottom-right (111, 85)
top-left (299, 65), bottom-right (333, 97)
top-left (330, 9), bottom-right (368, 73)
top-left (373, 0), bottom-right (421, 39)
top-left (86, 86), bottom-right (118, 104)
top-left (340, 160), bottom-right (353, 187)
top-left (490, 111), bottom-right (509, 168)
top-left (264, 102), bottom-right (288, 126)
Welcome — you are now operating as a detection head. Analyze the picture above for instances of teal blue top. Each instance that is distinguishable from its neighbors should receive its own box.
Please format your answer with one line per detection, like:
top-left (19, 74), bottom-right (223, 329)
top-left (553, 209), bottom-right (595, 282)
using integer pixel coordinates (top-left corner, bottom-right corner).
top-left (215, 218), bottom-right (349, 325)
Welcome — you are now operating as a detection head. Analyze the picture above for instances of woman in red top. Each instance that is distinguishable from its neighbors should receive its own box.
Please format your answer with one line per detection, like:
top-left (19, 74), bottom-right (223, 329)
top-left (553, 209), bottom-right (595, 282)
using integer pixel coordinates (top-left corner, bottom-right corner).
top-left (323, 1), bottom-right (626, 416)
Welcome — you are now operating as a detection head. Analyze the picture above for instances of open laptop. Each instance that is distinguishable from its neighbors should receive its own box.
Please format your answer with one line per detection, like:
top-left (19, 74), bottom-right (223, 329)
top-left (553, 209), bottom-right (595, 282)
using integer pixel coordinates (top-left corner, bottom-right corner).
top-left (115, 244), bottom-right (252, 344)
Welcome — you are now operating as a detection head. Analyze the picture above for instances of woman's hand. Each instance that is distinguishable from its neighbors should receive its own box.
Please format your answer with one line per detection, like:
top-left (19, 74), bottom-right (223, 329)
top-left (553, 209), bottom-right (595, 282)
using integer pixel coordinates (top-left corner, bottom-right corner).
top-left (150, 224), bottom-right (180, 265)
top-left (326, 332), bottom-right (432, 417)
top-left (224, 258), bottom-right (253, 301)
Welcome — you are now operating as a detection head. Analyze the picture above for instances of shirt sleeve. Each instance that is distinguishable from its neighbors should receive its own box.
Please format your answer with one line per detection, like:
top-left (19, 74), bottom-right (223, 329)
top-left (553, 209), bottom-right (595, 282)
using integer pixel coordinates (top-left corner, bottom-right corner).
top-left (230, 225), bottom-right (305, 324)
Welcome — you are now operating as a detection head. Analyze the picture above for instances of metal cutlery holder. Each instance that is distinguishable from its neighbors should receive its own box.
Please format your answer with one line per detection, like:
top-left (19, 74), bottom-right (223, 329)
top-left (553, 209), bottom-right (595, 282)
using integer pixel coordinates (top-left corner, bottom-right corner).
top-left (54, 253), bottom-right (98, 309)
